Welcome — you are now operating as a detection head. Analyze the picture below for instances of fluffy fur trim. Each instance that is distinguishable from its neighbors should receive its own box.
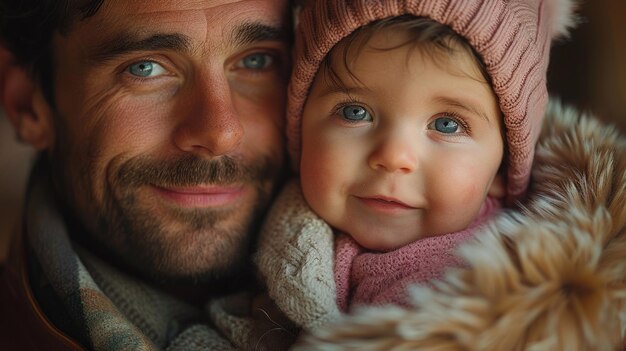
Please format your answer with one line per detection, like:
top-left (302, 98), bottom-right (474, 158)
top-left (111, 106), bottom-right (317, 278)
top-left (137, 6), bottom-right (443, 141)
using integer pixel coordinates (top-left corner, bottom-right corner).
top-left (546, 0), bottom-right (580, 39)
top-left (295, 100), bottom-right (626, 351)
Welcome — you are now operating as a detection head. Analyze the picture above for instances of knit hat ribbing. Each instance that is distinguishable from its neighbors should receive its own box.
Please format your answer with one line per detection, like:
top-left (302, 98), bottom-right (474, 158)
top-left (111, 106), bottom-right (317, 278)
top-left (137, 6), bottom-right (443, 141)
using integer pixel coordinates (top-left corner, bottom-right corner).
top-left (287, 0), bottom-right (578, 201)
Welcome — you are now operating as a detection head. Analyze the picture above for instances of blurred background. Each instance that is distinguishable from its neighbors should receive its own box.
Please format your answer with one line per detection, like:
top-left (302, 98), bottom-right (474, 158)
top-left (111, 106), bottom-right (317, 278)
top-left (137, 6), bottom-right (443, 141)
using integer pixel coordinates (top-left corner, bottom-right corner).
top-left (1, 1), bottom-right (625, 263)
top-left (547, 1), bottom-right (626, 132)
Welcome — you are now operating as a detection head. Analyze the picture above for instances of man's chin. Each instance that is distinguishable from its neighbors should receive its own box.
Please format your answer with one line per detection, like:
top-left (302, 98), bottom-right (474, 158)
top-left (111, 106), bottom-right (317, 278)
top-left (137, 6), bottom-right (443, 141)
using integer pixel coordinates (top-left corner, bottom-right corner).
top-left (125, 224), bottom-right (253, 285)
top-left (103, 189), bottom-right (258, 279)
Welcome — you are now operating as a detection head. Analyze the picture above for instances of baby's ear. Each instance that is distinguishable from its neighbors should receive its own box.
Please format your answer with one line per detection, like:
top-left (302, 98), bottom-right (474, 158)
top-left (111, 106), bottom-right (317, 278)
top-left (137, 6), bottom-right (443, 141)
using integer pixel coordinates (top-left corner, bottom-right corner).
top-left (1, 63), bottom-right (55, 151)
top-left (488, 174), bottom-right (506, 199)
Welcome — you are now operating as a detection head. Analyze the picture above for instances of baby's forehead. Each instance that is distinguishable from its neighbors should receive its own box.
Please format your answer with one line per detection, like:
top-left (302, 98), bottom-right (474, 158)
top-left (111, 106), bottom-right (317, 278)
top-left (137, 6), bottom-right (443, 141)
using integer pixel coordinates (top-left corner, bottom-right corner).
top-left (321, 33), bottom-right (486, 93)
top-left (321, 18), bottom-right (490, 85)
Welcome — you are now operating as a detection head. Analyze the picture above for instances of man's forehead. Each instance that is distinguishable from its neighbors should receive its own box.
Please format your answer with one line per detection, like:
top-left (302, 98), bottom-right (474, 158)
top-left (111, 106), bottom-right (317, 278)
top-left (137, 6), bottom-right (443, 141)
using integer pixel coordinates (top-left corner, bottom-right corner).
top-left (99, 0), bottom-right (287, 15)
top-left (74, 0), bottom-right (288, 42)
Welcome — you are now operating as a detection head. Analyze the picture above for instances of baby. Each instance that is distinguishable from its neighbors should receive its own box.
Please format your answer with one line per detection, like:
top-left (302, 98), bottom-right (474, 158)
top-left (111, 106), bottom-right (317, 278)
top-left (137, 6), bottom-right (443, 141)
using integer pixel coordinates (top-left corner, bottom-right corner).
top-left (259, 0), bottom-right (564, 317)
top-left (295, 14), bottom-right (505, 309)
top-left (210, 0), bottom-right (575, 348)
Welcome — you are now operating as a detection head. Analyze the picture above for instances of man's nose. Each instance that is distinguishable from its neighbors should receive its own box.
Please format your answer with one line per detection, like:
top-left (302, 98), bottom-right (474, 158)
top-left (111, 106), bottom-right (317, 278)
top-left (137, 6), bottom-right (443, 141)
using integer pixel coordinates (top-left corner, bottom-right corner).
top-left (173, 74), bottom-right (243, 157)
top-left (367, 130), bottom-right (418, 173)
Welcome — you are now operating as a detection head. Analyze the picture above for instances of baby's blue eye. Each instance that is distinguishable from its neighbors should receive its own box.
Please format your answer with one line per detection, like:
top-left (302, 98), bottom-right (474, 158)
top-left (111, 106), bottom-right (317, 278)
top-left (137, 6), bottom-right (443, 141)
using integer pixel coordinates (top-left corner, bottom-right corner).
top-left (341, 105), bottom-right (371, 122)
top-left (433, 117), bottom-right (460, 133)
top-left (238, 53), bottom-right (273, 70)
top-left (128, 61), bottom-right (166, 78)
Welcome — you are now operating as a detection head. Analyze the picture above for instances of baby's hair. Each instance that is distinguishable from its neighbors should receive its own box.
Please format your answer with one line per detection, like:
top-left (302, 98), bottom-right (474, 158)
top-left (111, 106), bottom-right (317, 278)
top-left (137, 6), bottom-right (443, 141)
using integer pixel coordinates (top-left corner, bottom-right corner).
top-left (321, 15), bottom-right (492, 92)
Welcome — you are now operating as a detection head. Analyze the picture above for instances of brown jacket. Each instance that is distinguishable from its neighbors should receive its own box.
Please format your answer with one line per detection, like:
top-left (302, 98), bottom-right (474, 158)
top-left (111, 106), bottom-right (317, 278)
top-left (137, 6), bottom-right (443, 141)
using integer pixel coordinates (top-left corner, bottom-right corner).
top-left (0, 224), bottom-right (85, 351)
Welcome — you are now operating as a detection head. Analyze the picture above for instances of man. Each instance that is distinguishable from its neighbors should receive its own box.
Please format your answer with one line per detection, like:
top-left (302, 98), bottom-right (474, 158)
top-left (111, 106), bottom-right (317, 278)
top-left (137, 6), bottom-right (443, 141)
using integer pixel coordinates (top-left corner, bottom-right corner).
top-left (0, 0), bottom-right (291, 349)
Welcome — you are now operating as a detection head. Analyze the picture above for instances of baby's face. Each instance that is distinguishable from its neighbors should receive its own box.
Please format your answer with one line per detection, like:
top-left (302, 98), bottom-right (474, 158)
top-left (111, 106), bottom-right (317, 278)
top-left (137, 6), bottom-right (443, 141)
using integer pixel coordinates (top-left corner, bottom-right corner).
top-left (300, 27), bottom-right (505, 251)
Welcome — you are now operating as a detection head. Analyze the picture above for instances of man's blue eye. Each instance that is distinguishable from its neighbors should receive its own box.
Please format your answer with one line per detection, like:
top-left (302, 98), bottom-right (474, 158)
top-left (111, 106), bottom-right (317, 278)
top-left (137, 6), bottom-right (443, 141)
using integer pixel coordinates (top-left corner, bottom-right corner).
top-left (239, 53), bottom-right (273, 70)
top-left (341, 105), bottom-right (371, 122)
top-left (433, 117), bottom-right (460, 133)
top-left (128, 61), bottom-right (166, 78)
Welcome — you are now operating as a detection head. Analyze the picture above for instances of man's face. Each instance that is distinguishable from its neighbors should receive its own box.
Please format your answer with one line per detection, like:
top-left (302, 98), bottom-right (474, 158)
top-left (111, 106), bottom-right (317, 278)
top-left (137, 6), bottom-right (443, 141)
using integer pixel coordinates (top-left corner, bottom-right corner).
top-left (45, 0), bottom-right (289, 282)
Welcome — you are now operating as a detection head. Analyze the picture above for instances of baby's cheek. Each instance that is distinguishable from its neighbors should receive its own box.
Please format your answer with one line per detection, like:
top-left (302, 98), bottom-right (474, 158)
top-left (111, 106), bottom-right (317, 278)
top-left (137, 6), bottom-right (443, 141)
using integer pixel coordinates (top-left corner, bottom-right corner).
top-left (300, 137), bottom-right (343, 208)
top-left (300, 161), bottom-right (334, 214)
top-left (449, 160), bottom-right (494, 201)
top-left (434, 172), bottom-right (486, 221)
top-left (460, 181), bottom-right (484, 204)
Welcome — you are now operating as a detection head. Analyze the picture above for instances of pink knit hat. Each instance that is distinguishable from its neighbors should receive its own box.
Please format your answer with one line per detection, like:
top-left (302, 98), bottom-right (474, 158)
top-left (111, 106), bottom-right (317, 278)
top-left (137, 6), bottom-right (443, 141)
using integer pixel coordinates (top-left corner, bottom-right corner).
top-left (287, 0), bottom-right (578, 201)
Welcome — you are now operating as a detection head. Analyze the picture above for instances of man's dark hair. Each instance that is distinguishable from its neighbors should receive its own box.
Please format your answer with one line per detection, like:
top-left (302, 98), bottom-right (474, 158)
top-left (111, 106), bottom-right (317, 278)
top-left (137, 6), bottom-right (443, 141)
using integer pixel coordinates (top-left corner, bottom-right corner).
top-left (0, 0), bottom-right (105, 101)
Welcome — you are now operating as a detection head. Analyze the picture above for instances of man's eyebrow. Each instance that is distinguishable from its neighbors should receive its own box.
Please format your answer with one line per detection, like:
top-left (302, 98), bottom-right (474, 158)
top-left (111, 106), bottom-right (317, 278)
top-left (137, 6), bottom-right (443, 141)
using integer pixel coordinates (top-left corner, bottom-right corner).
top-left (434, 96), bottom-right (492, 124)
top-left (232, 23), bottom-right (287, 47)
top-left (89, 33), bottom-right (193, 63)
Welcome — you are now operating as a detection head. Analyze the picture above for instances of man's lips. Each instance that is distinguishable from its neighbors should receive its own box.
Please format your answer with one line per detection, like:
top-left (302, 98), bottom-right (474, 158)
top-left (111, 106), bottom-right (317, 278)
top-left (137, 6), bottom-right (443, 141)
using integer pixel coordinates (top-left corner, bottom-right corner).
top-left (151, 185), bottom-right (245, 208)
top-left (355, 195), bottom-right (417, 212)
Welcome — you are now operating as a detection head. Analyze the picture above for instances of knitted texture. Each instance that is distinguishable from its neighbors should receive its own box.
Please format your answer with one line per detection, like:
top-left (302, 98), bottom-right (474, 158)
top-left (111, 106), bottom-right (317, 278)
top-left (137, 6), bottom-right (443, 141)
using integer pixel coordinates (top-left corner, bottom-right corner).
top-left (334, 196), bottom-right (501, 310)
top-left (254, 180), bottom-right (341, 330)
top-left (25, 168), bottom-right (236, 351)
top-left (287, 0), bottom-right (578, 200)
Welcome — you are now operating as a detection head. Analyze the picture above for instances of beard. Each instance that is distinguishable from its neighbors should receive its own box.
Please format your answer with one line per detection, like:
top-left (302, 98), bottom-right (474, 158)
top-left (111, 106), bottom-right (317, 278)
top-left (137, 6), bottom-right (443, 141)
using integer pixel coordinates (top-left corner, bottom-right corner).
top-left (105, 154), bottom-right (280, 283)
top-left (53, 148), bottom-right (281, 286)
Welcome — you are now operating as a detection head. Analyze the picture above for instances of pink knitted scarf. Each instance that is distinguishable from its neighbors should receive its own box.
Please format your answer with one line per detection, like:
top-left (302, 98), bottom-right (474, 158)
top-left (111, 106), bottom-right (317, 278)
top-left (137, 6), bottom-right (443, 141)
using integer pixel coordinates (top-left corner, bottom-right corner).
top-left (334, 197), bottom-right (502, 311)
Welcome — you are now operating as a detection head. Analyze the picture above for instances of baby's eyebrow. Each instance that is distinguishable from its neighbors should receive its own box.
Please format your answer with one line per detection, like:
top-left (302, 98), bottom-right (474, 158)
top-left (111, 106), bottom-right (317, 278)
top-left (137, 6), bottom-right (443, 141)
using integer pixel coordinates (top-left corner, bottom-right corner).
top-left (433, 96), bottom-right (491, 124)
top-left (314, 84), bottom-right (371, 99)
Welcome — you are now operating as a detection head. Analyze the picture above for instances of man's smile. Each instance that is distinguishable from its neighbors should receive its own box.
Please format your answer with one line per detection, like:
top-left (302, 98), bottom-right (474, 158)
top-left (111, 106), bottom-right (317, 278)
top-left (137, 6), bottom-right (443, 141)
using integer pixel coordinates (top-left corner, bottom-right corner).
top-left (150, 184), bottom-right (247, 208)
